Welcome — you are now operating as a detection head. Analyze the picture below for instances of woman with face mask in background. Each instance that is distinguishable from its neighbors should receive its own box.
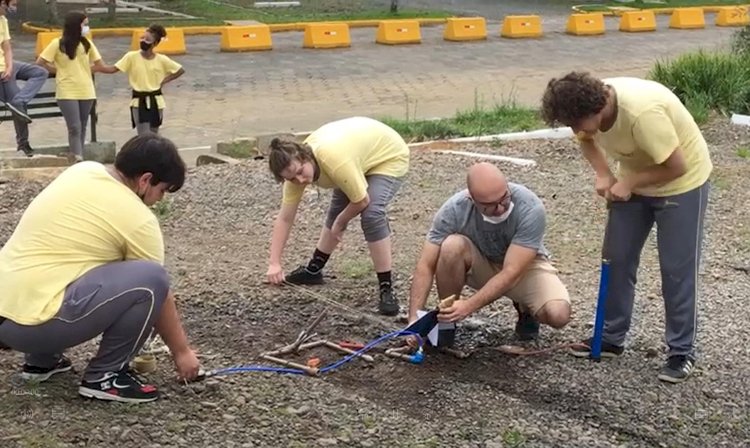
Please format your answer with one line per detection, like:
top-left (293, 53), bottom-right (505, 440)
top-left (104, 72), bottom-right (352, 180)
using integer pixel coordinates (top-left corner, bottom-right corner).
top-left (95, 24), bottom-right (185, 135)
top-left (36, 11), bottom-right (109, 163)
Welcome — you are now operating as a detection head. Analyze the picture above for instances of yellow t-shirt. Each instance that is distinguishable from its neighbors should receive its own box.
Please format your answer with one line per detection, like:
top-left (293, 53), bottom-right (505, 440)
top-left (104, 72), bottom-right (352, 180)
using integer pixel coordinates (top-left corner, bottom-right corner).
top-left (281, 117), bottom-right (410, 205)
top-left (0, 162), bottom-right (165, 325)
top-left (39, 37), bottom-right (101, 100)
top-left (593, 77), bottom-right (713, 197)
top-left (0, 16), bottom-right (11, 73)
top-left (114, 51), bottom-right (183, 109)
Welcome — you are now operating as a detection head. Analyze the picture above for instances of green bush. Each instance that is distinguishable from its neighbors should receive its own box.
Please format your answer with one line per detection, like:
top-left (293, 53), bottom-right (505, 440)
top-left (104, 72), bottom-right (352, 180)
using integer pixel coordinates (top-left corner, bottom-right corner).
top-left (648, 50), bottom-right (750, 122)
top-left (731, 25), bottom-right (750, 57)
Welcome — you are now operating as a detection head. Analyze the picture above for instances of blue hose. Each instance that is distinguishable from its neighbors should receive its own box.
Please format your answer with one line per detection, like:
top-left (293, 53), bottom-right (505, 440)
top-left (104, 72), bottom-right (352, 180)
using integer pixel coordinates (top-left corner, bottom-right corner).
top-left (208, 329), bottom-right (423, 378)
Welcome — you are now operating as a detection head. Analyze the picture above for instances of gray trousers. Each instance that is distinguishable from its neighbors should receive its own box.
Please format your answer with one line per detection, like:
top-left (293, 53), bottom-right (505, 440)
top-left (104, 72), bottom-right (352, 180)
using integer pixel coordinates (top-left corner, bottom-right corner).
top-left (131, 107), bottom-right (163, 135)
top-left (0, 260), bottom-right (169, 381)
top-left (325, 174), bottom-right (403, 242)
top-left (602, 181), bottom-right (710, 357)
top-left (58, 99), bottom-right (95, 157)
top-left (0, 61), bottom-right (49, 146)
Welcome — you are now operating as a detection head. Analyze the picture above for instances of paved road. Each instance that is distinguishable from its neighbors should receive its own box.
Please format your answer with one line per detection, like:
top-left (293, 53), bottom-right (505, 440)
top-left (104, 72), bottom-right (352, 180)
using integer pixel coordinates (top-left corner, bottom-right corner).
top-left (0, 13), bottom-right (737, 152)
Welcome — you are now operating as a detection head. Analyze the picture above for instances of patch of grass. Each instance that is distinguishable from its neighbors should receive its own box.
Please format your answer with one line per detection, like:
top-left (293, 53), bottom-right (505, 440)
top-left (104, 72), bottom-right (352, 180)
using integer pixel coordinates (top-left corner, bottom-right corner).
top-left (61, 0), bottom-right (452, 28)
top-left (151, 198), bottom-right (173, 221)
top-left (737, 146), bottom-right (750, 158)
top-left (502, 428), bottom-right (527, 447)
top-left (19, 432), bottom-right (61, 448)
top-left (341, 258), bottom-right (372, 279)
top-left (648, 50), bottom-right (750, 122)
top-left (579, 0), bottom-right (747, 12)
top-left (380, 95), bottom-right (542, 142)
top-left (710, 171), bottom-right (729, 190)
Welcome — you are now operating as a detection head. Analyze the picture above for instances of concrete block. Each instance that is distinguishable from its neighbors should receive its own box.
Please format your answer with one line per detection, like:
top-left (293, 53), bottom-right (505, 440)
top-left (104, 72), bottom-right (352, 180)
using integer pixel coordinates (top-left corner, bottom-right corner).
top-left (0, 166), bottom-right (68, 183)
top-left (196, 153), bottom-right (242, 166)
top-left (216, 138), bottom-right (259, 159)
top-left (0, 155), bottom-right (70, 169)
top-left (27, 141), bottom-right (117, 164)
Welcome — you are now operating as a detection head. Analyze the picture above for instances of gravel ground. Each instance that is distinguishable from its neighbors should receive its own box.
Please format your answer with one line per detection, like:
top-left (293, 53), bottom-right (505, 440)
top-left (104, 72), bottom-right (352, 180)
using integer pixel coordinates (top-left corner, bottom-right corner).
top-left (1, 118), bottom-right (749, 447)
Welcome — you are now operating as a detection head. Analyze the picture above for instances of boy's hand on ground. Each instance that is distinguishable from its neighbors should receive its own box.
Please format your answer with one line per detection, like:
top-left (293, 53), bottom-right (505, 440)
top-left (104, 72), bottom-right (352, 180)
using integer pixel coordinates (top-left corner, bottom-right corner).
top-left (174, 348), bottom-right (201, 381)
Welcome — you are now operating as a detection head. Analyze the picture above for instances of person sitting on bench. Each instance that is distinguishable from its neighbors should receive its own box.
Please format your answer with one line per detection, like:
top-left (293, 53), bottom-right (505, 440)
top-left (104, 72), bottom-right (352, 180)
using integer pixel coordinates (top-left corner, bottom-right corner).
top-left (0, 0), bottom-right (49, 157)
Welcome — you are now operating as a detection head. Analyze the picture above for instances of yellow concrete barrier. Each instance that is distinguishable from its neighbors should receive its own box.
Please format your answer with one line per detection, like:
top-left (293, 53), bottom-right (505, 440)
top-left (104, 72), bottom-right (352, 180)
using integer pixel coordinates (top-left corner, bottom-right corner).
top-left (376, 19), bottom-right (421, 45)
top-left (501, 15), bottom-right (543, 38)
top-left (566, 13), bottom-right (605, 36)
top-left (619, 11), bottom-right (657, 32)
top-left (669, 7), bottom-right (705, 29)
top-left (303, 23), bottom-right (351, 49)
top-left (220, 25), bottom-right (273, 52)
top-left (716, 6), bottom-right (750, 26)
top-left (130, 28), bottom-right (187, 55)
top-left (443, 17), bottom-right (487, 41)
top-left (35, 31), bottom-right (60, 57)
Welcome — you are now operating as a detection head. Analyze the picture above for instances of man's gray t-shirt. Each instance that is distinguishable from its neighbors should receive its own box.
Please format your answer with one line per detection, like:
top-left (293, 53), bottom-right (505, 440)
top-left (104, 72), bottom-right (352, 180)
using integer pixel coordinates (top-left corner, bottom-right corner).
top-left (426, 182), bottom-right (549, 264)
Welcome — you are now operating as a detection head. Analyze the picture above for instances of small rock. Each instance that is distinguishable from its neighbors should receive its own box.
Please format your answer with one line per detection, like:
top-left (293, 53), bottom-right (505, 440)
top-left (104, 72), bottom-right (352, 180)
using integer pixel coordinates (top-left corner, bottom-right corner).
top-left (223, 414), bottom-right (237, 421)
top-left (287, 405), bottom-right (311, 416)
top-left (201, 401), bottom-right (219, 408)
top-left (645, 347), bottom-right (659, 358)
top-left (647, 293), bottom-right (659, 300)
top-left (235, 395), bottom-right (246, 406)
top-left (316, 438), bottom-right (338, 447)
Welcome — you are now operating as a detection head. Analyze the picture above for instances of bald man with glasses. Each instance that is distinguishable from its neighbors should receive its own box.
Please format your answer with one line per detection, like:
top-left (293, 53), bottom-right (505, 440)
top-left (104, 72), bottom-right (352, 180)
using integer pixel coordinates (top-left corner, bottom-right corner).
top-left (407, 162), bottom-right (571, 344)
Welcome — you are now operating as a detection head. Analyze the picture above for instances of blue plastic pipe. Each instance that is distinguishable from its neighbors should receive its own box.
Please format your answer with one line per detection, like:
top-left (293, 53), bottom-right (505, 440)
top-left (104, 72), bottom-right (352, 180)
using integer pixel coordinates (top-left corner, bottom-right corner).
top-left (590, 259), bottom-right (610, 361)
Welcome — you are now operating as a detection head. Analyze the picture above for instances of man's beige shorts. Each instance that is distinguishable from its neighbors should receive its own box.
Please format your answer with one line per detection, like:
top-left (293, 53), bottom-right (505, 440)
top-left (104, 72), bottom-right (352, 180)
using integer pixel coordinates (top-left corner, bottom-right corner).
top-left (465, 240), bottom-right (570, 316)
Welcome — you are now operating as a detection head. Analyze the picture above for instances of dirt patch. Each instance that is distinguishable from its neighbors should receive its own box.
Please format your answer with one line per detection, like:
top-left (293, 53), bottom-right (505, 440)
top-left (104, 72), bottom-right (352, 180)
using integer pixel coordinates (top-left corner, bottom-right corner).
top-left (1, 119), bottom-right (749, 447)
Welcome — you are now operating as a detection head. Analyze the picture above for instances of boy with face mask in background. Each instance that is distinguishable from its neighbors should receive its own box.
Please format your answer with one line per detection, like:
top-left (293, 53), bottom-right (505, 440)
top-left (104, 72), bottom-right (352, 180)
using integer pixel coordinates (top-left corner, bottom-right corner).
top-left (407, 162), bottom-right (572, 344)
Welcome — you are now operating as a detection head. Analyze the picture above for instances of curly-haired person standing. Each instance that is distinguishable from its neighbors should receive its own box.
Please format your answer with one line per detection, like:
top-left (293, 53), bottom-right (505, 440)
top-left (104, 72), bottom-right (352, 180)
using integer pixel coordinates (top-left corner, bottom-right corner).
top-left (541, 72), bottom-right (712, 384)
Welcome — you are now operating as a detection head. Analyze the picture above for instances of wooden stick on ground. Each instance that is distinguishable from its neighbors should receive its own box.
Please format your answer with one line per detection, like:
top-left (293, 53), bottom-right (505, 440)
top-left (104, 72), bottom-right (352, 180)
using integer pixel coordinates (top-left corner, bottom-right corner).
top-left (263, 340), bottom-right (326, 357)
top-left (321, 340), bottom-right (375, 362)
top-left (260, 354), bottom-right (319, 376)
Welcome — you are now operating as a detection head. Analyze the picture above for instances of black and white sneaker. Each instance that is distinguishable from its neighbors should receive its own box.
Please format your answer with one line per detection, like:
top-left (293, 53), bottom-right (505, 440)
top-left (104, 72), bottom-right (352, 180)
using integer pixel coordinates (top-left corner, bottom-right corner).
top-left (285, 265), bottom-right (324, 285)
top-left (21, 355), bottom-right (73, 382)
top-left (3, 101), bottom-right (32, 124)
top-left (657, 355), bottom-right (696, 384)
top-left (79, 369), bottom-right (159, 403)
top-left (569, 337), bottom-right (625, 358)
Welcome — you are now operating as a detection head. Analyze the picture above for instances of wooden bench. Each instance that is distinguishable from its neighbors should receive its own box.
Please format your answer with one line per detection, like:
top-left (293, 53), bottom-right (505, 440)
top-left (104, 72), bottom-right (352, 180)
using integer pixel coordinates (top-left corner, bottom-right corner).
top-left (0, 75), bottom-right (99, 143)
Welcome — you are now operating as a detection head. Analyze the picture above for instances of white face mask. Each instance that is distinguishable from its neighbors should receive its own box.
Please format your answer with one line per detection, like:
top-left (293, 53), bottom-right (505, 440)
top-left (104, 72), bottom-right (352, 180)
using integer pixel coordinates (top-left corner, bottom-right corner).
top-left (81, 25), bottom-right (90, 36)
top-left (481, 201), bottom-right (514, 224)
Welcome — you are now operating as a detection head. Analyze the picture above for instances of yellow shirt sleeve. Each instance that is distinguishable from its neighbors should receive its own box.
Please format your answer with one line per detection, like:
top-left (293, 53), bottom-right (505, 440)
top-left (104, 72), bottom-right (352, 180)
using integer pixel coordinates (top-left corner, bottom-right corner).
top-left (281, 181), bottom-right (306, 205)
top-left (324, 158), bottom-right (368, 203)
top-left (161, 55), bottom-right (183, 74)
top-left (39, 38), bottom-right (59, 63)
top-left (1, 19), bottom-right (10, 42)
top-left (632, 108), bottom-right (680, 165)
top-left (87, 40), bottom-right (102, 63)
top-left (124, 215), bottom-right (165, 264)
top-left (114, 51), bottom-right (132, 73)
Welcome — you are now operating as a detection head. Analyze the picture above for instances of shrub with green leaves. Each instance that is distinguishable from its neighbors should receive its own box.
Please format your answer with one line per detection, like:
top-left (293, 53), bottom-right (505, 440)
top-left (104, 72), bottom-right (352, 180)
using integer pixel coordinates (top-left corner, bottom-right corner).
top-left (648, 50), bottom-right (750, 123)
top-left (731, 25), bottom-right (750, 57)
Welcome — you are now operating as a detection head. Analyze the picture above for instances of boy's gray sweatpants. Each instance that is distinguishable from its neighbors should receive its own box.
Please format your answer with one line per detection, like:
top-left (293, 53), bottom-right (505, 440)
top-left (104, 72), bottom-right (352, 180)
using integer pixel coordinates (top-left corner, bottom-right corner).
top-left (0, 260), bottom-right (169, 381)
top-left (602, 181), bottom-right (710, 357)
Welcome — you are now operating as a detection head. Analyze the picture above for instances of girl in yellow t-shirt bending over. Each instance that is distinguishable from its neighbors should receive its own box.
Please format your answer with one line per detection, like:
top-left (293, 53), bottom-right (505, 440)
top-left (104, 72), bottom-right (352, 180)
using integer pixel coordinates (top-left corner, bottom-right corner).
top-left (36, 11), bottom-right (109, 163)
top-left (266, 117), bottom-right (410, 316)
top-left (95, 24), bottom-right (185, 135)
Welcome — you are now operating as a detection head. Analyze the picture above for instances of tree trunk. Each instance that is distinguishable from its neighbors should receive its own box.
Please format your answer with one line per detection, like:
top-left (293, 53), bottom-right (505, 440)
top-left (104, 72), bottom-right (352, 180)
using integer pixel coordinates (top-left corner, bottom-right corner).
top-left (107, 0), bottom-right (117, 22)
top-left (390, 0), bottom-right (398, 13)
top-left (47, 0), bottom-right (60, 24)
